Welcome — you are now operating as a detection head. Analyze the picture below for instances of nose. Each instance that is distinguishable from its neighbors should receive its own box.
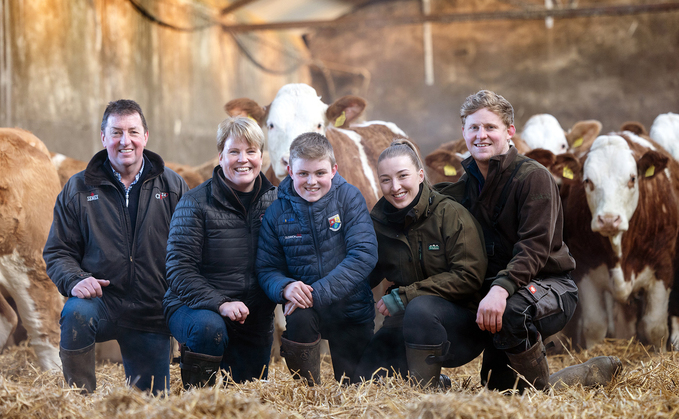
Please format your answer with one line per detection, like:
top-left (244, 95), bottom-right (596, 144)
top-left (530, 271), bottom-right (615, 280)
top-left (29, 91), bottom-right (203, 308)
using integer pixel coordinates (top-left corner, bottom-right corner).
top-left (391, 179), bottom-right (401, 192)
top-left (237, 151), bottom-right (247, 161)
top-left (596, 214), bottom-right (622, 231)
top-left (477, 127), bottom-right (488, 138)
top-left (119, 132), bottom-right (130, 145)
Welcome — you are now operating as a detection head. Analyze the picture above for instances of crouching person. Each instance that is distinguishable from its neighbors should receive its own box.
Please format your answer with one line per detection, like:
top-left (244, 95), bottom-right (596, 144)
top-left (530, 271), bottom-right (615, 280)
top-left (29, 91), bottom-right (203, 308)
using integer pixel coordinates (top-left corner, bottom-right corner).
top-left (438, 90), bottom-right (621, 392)
top-left (256, 133), bottom-right (378, 385)
top-left (43, 100), bottom-right (189, 394)
top-left (163, 117), bottom-right (277, 388)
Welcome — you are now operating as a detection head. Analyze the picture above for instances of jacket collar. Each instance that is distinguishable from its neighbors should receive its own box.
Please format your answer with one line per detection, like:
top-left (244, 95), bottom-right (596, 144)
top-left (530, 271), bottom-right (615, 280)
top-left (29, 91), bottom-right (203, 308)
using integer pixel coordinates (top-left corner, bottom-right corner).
top-left (212, 166), bottom-right (274, 212)
top-left (461, 145), bottom-right (519, 182)
top-left (84, 149), bottom-right (164, 186)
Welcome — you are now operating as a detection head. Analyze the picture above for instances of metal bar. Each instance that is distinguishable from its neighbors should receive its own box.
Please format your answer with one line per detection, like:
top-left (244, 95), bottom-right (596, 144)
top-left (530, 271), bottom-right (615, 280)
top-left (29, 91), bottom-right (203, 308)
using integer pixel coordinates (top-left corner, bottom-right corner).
top-left (219, 2), bottom-right (679, 32)
top-left (220, 0), bottom-right (259, 16)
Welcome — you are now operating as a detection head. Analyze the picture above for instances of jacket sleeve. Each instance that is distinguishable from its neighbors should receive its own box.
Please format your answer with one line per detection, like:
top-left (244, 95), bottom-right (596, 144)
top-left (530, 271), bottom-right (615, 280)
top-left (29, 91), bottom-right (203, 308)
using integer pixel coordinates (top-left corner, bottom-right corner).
top-left (493, 168), bottom-right (561, 295)
top-left (165, 194), bottom-right (229, 311)
top-left (256, 204), bottom-right (294, 304)
top-left (43, 188), bottom-right (92, 297)
top-left (400, 202), bottom-right (487, 306)
top-left (310, 187), bottom-right (378, 307)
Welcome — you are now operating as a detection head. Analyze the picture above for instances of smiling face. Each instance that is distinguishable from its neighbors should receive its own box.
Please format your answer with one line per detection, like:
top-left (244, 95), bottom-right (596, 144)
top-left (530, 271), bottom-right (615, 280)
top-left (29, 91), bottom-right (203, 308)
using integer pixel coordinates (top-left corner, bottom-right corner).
top-left (378, 155), bottom-right (424, 209)
top-left (462, 108), bottom-right (516, 176)
top-left (101, 112), bottom-right (148, 176)
top-left (288, 157), bottom-right (337, 203)
top-left (219, 135), bottom-right (263, 192)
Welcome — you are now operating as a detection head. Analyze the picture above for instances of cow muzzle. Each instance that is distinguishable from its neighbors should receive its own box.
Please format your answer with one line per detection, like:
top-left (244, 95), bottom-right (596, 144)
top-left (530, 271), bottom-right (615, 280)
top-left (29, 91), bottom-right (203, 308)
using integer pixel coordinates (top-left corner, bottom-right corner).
top-left (593, 213), bottom-right (625, 237)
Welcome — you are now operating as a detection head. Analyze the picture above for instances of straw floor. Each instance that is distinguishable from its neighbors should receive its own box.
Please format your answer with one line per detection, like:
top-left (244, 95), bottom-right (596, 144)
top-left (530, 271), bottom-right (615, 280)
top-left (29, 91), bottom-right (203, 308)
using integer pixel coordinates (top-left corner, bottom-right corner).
top-left (1, 338), bottom-right (678, 418)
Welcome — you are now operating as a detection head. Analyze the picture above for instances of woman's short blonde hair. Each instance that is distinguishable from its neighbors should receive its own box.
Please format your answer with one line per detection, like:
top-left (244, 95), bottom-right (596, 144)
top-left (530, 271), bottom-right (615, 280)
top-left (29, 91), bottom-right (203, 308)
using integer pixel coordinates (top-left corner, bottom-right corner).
top-left (217, 116), bottom-right (265, 154)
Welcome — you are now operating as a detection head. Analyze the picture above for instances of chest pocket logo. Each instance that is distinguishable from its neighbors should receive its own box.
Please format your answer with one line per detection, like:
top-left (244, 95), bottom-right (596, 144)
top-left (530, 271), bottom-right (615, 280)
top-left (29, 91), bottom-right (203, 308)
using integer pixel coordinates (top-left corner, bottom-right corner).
top-left (328, 214), bottom-right (341, 232)
top-left (428, 244), bottom-right (440, 251)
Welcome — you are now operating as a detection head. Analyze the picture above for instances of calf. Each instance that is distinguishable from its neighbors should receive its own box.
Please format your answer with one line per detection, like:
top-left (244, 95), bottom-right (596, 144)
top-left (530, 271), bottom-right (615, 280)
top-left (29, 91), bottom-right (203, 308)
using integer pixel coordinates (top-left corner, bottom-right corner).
top-left (563, 131), bottom-right (679, 350)
top-left (0, 129), bottom-right (63, 370)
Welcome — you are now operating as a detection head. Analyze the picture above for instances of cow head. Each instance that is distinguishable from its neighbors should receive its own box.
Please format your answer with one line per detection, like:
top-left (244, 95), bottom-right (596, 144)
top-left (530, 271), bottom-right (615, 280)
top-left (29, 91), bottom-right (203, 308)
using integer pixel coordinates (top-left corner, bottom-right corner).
top-left (520, 114), bottom-right (569, 155)
top-left (566, 120), bottom-right (602, 157)
top-left (225, 84), bottom-right (367, 181)
top-left (424, 147), bottom-right (465, 184)
top-left (582, 134), bottom-right (668, 255)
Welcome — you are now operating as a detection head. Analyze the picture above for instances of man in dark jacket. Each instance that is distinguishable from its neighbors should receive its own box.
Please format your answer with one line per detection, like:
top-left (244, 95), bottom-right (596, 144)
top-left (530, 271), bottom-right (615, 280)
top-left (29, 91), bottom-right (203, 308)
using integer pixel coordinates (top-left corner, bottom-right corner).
top-left (257, 132), bottom-right (377, 385)
top-left (439, 90), bottom-right (620, 392)
top-left (43, 100), bottom-right (188, 394)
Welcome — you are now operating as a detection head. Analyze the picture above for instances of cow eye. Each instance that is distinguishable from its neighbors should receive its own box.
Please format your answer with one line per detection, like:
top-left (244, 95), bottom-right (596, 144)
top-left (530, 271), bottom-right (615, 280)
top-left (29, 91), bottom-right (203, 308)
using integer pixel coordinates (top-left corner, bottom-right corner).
top-left (628, 175), bottom-right (636, 189)
top-left (268, 123), bottom-right (274, 130)
top-left (562, 144), bottom-right (567, 149)
top-left (317, 123), bottom-right (322, 130)
top-left (584, 178), bottom-right (594, 190)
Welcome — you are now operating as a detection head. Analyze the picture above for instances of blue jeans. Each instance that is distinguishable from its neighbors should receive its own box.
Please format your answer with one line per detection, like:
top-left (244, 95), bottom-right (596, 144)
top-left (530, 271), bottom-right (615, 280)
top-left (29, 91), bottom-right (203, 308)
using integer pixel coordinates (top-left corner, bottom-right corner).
top-left (60, 297), bottom-right (171, 393)
top-left (167, 305), bottom-right (272, 382)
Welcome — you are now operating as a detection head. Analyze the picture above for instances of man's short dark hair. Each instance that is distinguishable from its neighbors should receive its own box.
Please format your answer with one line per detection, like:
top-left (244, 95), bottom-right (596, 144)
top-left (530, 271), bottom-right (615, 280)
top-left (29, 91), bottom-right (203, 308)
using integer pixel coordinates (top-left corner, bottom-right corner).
top-left (101, 99), bottom-right (148, 133)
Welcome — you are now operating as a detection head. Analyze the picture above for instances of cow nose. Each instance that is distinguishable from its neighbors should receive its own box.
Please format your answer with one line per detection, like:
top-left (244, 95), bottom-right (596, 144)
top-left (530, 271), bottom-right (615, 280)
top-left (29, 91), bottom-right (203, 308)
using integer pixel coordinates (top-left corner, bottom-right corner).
top-left (597, 214), bottom-right (622, 231)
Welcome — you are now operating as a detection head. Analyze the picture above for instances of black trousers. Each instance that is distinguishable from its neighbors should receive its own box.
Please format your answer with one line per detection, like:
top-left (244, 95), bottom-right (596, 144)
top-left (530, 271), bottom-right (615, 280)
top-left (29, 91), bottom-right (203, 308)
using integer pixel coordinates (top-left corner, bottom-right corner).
top-left (355, 295), bottom-right (486, 380)
top-left (481, 273), bottom-right (579, 390)
top-left (284, 306), bottom-right (374, 383)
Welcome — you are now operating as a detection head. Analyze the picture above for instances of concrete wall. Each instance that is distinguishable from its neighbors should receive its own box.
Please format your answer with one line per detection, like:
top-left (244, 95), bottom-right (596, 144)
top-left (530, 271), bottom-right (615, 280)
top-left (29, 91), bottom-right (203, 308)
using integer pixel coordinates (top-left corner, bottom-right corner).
top-left (306, 0), bottom-right (679, 156)
top-left (0, 0), bottom-right (310, 165)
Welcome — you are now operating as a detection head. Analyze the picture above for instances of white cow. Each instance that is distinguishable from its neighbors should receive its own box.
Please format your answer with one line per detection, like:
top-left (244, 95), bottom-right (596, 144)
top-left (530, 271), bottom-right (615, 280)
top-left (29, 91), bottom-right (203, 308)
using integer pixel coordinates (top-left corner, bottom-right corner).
top-left (650, 112), bottom-right (679, 160)
top-left (521, 114), bottom-right (570, 155)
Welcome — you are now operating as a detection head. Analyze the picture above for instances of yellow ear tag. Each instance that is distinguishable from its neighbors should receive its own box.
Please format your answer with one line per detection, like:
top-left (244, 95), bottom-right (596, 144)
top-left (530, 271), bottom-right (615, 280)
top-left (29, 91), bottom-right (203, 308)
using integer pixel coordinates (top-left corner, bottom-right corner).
top-left (334, 111), bottom-right (346, 127)
top-left (444, 165), bottom-right (457, 176)
top-left (247, 115), bottom-right (257, 122)
top-left (645, 165), bottom-right (655, 177)
top-left (573, 137), bottom-right (584, 148)
top-left (562, 166), bottom-right (574, 180)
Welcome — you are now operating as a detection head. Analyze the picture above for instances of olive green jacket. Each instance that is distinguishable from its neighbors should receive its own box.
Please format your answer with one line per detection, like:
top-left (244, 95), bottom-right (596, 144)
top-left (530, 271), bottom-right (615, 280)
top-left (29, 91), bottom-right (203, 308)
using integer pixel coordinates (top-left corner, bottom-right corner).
top-left (369, 185), bottom-right (487, 311)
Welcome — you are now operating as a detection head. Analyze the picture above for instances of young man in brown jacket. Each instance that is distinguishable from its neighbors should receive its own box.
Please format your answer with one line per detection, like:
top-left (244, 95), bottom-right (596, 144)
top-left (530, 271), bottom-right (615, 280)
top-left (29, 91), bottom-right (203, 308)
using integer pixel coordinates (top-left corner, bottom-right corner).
top-left (439, 90), bottom-right (621, 392)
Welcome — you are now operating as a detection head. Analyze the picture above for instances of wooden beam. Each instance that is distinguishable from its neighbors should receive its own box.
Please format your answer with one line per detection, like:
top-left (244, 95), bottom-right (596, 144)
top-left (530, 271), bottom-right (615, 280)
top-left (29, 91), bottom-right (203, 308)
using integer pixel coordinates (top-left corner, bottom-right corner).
top-left (220, 0), bottom-right (259, 16)
top-left (219, 2), bottom-right (679, 32)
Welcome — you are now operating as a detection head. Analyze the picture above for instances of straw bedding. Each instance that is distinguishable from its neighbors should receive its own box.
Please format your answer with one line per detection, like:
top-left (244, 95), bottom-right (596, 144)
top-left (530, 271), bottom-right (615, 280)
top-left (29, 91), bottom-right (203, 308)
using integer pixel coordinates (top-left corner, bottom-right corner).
top-left (1, 339), bottom-right (678, 418)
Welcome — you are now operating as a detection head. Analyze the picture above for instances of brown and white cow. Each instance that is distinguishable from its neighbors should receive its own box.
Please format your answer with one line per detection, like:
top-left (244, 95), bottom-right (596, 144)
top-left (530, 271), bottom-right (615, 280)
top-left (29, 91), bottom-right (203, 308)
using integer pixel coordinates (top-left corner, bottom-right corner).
top-left (226, 83), bottom-right (408, 358)
top-left (0, 128), bottom-right (63, 370)
top-left (562, 131), bottom-right (679, 350)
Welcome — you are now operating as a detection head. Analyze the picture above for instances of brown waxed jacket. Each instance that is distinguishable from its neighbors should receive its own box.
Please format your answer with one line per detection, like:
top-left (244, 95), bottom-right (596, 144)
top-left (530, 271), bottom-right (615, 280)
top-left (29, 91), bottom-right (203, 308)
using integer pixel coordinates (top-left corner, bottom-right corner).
top-left (437, 147), bottom-right (576, 296)
top-left (369, 185), bottom-right (488, 311)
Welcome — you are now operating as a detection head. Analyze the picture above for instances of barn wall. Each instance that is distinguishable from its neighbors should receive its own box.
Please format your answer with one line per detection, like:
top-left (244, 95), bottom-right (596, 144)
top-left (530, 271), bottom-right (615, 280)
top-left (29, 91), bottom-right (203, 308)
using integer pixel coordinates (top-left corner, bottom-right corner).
top-left (306, 0), bottom-right (679, 156)
top-left (0, 0), bottom-right (310, 165)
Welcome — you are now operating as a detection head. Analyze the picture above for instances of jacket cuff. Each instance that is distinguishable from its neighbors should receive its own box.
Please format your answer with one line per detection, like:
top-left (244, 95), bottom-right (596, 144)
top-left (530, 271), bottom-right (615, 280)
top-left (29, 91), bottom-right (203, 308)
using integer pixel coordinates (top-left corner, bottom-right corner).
top-left (491, 276), bottom-right (518, 297)
top-left (381, 289), bottom-right (406, 316)
top-left (65, 272), bottom-right (93, 297)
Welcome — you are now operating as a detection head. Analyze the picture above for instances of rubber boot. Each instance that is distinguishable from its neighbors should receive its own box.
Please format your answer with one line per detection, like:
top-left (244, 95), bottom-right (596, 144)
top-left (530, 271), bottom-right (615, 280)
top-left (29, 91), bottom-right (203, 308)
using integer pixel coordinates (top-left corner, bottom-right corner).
top-left (179, 345), bottom-right (223, 390)
top-left (280, 335), bottom-right (321, 386)
top-left (60, 343), bottom-right (96, 394)
top-left (505, 337), bottom-right (549, 391)
top-left (549, 356), bottom-right (623, 390)
top-left (405, 341), bottom-right (449, 389)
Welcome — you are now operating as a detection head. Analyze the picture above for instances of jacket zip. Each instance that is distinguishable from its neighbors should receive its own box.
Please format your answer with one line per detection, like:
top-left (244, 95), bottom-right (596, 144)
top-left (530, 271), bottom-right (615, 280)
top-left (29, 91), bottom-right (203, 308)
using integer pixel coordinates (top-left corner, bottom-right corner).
top-left (309, 205), bottom-right (324, 280)
top-left (418, 240), bottom-right (427, 279)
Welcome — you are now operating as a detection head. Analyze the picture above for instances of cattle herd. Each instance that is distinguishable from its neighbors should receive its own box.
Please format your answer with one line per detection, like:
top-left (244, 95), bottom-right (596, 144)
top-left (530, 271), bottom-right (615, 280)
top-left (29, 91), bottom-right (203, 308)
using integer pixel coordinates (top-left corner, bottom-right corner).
top-left (1, 83), bottom-right (678, 373)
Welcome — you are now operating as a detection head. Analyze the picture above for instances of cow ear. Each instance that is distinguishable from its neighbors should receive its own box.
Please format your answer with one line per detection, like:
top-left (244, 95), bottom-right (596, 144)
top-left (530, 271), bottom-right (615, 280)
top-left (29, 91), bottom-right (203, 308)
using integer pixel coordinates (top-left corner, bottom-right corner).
top-left (224, 98), bottom-right (268, 125)
top-left (525, 148), bottom-right (556, 169)
top-left (326, 96), bottom-right (367, 128)
top-left (510, 133), bottom-right (532, 154)
top-left (554, 152), bottom-right (583, 182)
top-left (620, 121), bottom-right (648, 136)
top-left (637, 150), bottom-right (668, 179)
top-left (424, 149), bottom-right (464, 183)
top-left (566, 120), bottom-right (602, 151)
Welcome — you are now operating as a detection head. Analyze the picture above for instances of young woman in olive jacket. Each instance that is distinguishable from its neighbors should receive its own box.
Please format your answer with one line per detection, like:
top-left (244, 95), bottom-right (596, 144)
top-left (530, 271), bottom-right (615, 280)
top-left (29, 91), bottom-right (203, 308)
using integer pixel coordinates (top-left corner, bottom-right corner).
top-left (163, 117), bottom-right (276, 388)
top-left (356, 140), bottom-right (488, 387)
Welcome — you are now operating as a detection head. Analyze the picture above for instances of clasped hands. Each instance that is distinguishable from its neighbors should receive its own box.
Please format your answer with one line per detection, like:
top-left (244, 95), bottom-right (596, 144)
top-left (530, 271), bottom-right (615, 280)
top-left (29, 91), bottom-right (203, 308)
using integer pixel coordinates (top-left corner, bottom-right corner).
top-left (282, 281), bottom-right (313, 316)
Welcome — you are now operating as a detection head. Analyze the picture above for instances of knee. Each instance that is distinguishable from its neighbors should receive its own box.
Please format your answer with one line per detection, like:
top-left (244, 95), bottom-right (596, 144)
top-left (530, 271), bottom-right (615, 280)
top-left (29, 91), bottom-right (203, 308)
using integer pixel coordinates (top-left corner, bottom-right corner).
top-left (187, 315), bottom-right (228, 350)
top-left (60, 298), bottom-right (98, 329)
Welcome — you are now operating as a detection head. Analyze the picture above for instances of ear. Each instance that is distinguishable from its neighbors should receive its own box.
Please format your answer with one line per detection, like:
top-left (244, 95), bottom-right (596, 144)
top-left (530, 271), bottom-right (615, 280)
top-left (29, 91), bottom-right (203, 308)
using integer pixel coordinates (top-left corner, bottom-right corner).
top-left (224, 98), bottom-right (269, 126)
top-left (620, 121), bottom-right (648, 136)
top-left (510, 133), bottom-right (532, 154)
top-left (637, 150), bottom-right (668, 179)
top-left (100, 131), bottom-right (106, 147)
top-left (553, 152), bottom-right (583, 182)
top-left (326, 96), bottom-right (367, 128)
top-left (525, 148), bottom-right (556, 169)
top-left (566, 120), bottom-right (602, 151)
top-left (331, 164), bottom-right (338, 177)
top-left (287, 164), bottom-right (293, 177)
top-left (424, 149), bottom-right (464, 182)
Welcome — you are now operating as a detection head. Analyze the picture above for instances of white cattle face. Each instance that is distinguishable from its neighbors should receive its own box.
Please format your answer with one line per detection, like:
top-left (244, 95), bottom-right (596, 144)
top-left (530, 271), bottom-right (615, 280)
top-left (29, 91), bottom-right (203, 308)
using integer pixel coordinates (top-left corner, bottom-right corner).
top-left (266, 84), bottom-right (327, 180)
top-left (583, 135), bottom-right (639, 251)
top-left (521, 114), bottom-right (569, 155)
top-left (650, 112), bottom-right (679, 161)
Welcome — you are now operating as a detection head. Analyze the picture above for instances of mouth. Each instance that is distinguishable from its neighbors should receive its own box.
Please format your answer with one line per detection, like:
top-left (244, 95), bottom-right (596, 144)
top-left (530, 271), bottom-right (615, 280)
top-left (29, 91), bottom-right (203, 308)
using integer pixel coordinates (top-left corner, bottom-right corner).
top-left (392, 191), bottom-right (407, 199)
top-left (305, 186), bottom-right (320, 193)
top-left (119, 148), bottom-right (134, 154)
top-left (234, 167), bottom-right (252, 173)
top-left (474, 143), bottom-right (491, 148)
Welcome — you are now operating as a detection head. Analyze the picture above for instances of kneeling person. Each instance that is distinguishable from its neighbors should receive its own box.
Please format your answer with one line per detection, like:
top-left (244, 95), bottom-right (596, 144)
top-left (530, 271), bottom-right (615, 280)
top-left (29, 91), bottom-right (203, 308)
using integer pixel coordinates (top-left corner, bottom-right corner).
top-left (257, 133), bottom-right (378, 385)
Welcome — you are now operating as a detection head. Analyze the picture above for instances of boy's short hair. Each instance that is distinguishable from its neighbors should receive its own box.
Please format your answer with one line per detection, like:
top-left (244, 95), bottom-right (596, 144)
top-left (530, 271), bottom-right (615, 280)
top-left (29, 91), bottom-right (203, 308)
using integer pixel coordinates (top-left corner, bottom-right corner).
top-left (460, 90), bottom-right (514, 128)
top-left (289, 132), bottom-right (336, 168)
top-left (217, 116), bottom-right (265, 154)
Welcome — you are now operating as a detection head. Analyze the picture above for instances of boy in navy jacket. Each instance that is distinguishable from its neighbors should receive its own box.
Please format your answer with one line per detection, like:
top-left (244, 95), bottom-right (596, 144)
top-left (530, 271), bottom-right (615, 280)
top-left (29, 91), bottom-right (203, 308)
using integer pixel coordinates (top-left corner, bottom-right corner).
top-left (257, 132), bottom-right (377, 385)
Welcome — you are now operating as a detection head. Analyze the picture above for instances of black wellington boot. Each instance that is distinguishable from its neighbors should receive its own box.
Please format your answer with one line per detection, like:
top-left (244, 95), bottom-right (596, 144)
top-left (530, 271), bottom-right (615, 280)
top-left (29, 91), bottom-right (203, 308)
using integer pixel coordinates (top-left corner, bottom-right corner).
top-left (280, 335), bottom-right (322, 386)
top-left (60, 343), bottom-right (96, 394)
top-left (549, 356), bottom-right (623, 390)
top-left (505, 337), bottom-right (549, 391)
top-left (405, 341), bottom-right (450, 389)
top-left (179, 345), bottom-right (223, 390)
